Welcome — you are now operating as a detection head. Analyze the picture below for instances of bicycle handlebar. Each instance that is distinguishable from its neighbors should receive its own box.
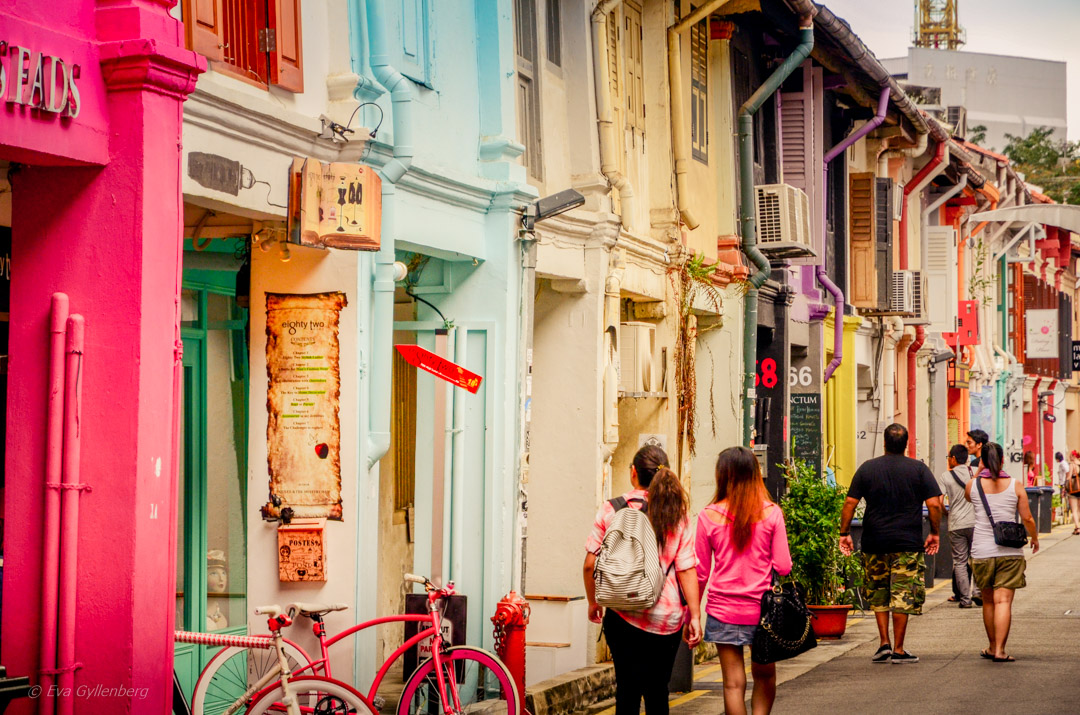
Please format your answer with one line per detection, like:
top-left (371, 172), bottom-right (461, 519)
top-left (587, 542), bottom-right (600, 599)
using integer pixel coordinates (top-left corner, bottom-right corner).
top-left (254, 605), bottom-right (284, 618)
top-left (403, 573), bottom-right (427, 585)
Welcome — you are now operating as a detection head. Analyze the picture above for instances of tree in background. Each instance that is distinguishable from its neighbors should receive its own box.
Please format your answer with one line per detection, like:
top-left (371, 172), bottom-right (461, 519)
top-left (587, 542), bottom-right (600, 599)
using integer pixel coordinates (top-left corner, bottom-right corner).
top-left (1003, 126), bottom-right (1080, 204)
top-left (967, 124), bottom-right (987, 146)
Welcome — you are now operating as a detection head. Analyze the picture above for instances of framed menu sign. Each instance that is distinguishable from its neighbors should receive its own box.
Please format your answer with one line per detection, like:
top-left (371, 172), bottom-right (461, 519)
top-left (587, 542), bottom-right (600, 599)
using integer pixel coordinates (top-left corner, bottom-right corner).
top-left (263, 292), bottom-right (347, 520)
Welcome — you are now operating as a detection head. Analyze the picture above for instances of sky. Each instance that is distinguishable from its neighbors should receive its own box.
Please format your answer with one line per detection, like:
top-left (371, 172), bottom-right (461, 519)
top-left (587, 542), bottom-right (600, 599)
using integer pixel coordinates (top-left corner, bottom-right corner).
top-left (820, 0), bottom-right (1079, 141)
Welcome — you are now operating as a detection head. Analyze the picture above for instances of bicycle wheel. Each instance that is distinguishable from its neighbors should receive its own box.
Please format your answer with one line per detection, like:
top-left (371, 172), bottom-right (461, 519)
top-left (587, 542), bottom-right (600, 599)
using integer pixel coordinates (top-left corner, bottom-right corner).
top-left (192, 640), bottom-right (311, 715)
top-left (245, 676), bottom-right (375, 715)
top-left (397, 646), bottom-right (520, 715)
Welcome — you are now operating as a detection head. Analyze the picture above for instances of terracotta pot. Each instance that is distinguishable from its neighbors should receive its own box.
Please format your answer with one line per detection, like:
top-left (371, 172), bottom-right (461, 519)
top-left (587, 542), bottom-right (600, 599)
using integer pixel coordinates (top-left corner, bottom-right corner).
top-left (808, 604), bottom-right (852, 640)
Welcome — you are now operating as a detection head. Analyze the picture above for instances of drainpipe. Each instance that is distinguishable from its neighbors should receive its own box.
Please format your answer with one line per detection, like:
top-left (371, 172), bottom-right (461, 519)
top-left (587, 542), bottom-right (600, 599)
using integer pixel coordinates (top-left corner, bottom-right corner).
top-left (740, 21), bottom-right (814, 445)
top-left (667, 0), bottom-right (733, 230)
top-left (921, 175), bottom-right (967, 282)
top-left (364, 0), bottom-right (415, 468)
top-left (40, 293), bottom-right (68, 715)
top-left (907, 324), bottom-right (925, 458)
top-left (819, 87), bottom-right (889, 382)
top-left (592, 0), bottom-right (635, 231)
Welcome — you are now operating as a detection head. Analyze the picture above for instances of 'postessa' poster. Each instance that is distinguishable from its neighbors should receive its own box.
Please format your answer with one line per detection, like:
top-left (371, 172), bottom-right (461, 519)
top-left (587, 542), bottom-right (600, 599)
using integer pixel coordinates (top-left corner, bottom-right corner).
top-left (264, 292), bottom-right (347, 520)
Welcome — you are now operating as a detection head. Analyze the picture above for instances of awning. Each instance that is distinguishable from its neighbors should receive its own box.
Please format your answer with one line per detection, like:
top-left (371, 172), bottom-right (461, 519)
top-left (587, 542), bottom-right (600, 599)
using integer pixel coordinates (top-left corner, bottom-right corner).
top-left (970, 204), bottom-right (1080, 233)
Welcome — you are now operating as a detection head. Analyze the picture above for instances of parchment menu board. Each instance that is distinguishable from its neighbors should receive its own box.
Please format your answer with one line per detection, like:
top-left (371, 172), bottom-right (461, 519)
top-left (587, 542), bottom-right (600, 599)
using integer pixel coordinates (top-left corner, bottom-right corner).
top-left (264, 292), bottom-right (347, 520)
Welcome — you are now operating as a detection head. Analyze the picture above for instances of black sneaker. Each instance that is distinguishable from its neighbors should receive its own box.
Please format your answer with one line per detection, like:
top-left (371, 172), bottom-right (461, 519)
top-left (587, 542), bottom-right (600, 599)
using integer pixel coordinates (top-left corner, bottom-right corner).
top-left (871, 644), bottom-right (892, 663)
top-left (891, 651), bottom-right (919, 664)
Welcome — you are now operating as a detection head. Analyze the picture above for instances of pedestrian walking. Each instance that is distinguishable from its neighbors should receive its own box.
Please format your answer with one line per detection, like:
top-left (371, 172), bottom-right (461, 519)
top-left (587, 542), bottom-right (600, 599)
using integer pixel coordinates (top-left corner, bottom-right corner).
top-left (695, 446), bottom-right (791, 715)
top-left (966, 442), bottom-right (1039, 662)
top-left (1023, 450), bottom-right (1037, 487)
top-left (1067, 451), bottom-right (1080, 535)
top-left (839, 424), bottom-right (942, 664)
top-left (965, 429), bottom-right (989, 469)
top-left (1054, 452), bottom-right (1070, 525)
top-left (583, 445), bottom-right (701, 715)
top-left (936, 444), bottom-right (981, 608)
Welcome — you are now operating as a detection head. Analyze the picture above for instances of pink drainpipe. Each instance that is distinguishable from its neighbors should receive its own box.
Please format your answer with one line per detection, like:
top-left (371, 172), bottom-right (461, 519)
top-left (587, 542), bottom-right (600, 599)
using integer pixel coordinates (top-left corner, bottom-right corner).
top-left (58, 314), bottom-right (86, 715)
top-left (819, 86), bottom-right (890, 382)
top-left (40, 294), bottom-right (68, 715)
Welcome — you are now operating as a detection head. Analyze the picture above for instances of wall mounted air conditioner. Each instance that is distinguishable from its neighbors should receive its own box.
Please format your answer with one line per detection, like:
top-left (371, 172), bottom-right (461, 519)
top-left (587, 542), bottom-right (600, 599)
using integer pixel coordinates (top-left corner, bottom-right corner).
top-left (619, 322), bottom-right (656, 393)
top-left (754, 184), bottom-right (816, 259)
top-left (890, 270), bottom-right (915, 314)
top-left (946, 105), bottom-right (968, 137)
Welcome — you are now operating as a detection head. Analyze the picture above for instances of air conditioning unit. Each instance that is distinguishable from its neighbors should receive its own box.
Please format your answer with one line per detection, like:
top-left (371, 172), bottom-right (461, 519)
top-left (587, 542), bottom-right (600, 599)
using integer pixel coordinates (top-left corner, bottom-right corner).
top-left (754, 184), bottom-right (816, 259)
top-left (619, 322), bottom-right (656, 393)
top-left (909, 270), bottom-right (929, 325)
top-left (890, 270), bottom-right (915, 314)
top-left (946, 105), bottom-right (968, 137)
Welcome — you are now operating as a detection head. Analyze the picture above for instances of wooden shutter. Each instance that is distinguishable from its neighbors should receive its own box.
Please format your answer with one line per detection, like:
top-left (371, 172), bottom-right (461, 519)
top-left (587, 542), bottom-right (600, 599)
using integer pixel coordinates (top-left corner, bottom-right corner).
top-left (690, 19), bottom-right (708, 163)
top-left (875, 178), bottom-right (894, 310)
top-left (623, 1), bottom-right (644, 133)
top-left (780, 63), bottom-right (822, 266)
top-left (398, 0), bottom-right (430, 84)
top-left (184, 0), bottom-right (226, 62)
top-left (848, 172), bottom-right (876, 308)
top-left (269, 0), bottom-right (304, 92)
top-left (924, 226), bottom-right (958, 333)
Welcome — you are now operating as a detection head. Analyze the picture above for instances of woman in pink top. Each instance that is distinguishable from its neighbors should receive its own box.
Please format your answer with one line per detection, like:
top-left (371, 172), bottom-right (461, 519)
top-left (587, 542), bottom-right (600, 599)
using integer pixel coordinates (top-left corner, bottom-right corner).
top-left (696, 446), bottom-right (792, 715)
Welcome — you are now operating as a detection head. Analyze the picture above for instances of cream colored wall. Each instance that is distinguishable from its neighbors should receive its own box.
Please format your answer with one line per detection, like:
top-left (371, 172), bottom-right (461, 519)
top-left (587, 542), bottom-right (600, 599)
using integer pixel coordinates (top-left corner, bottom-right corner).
top-left (247, 243), bottom-right (359, 674)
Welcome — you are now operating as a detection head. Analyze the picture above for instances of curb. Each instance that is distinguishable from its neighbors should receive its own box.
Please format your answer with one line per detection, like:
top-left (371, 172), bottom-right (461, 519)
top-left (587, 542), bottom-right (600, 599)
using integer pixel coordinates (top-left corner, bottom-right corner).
top-left (525, 664), bottom-right (615, 715)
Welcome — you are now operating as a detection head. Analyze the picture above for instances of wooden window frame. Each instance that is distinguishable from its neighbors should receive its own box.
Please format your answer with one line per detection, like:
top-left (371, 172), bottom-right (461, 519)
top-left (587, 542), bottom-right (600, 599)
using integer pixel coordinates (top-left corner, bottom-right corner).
top-left (690, 18), bottom-right (708, 163)
top-left (182, 0), bottom-right (304, 93)
top-left (545, 0), bottom-right (562, 68)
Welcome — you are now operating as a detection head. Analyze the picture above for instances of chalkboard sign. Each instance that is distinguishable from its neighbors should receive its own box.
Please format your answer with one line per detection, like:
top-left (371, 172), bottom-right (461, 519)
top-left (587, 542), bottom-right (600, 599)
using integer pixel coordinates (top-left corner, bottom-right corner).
top-left (1072, 340), bottom-right (1080, 371)
top-left (790, 393), bottom-right (821, 478)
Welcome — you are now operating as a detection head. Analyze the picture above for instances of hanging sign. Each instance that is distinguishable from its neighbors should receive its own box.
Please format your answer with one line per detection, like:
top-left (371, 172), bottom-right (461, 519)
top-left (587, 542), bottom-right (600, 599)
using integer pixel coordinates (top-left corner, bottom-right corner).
top-left (395, 344), bottom-right (483, 394)
top-left (1071, 341), bottom-right (1080, 371)
top-left (263, 292), bottom-right (347, 521)
top-left (288, 158), bottom-right (382, 250)
top-left (1025, 309), bottom-right (1059, 359)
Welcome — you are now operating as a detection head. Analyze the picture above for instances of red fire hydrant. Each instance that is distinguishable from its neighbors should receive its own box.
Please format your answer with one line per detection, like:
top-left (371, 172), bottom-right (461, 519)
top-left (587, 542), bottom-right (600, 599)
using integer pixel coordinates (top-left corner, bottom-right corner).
top-left (492, 591), bottom-right (530, 706)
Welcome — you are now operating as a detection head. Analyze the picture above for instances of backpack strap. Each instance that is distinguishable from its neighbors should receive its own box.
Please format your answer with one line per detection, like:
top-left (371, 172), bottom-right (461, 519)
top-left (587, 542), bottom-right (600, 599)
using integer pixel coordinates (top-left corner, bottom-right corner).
top-left (608, 496), bottom-right (629, 511)
top-left (951, 468), bottom-right (968, 491)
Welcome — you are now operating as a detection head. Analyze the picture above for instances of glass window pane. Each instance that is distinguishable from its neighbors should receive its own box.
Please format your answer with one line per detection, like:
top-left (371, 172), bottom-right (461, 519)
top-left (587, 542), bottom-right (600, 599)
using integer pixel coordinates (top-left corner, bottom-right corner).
top-left (181, 289), bottom-right (199, 326)
top-left (207, 292), bottom-right (232, 323)
top-left (205, 328), bottom-right (245, 631)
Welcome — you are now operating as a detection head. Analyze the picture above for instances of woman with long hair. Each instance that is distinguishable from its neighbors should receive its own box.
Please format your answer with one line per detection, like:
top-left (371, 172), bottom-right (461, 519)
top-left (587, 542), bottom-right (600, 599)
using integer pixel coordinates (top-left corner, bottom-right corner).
top-left (583, 445), bottom-right (701, 715)
top-left (1022, 450), bottom-right (1037, 487)
top-left (965, 442), bottom-right (1039, 662)
top-left (1068, 451), bottom-right (1080, 535)
top-left (696, 446), bottom-right (791, 715)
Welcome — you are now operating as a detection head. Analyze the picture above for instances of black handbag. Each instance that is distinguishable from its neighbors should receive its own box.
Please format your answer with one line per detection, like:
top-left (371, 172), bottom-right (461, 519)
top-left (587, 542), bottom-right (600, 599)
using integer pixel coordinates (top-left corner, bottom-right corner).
top-left (976, 477), bottom-right (1028, 548)
top-left (750, 574), bottom-right (817, 665)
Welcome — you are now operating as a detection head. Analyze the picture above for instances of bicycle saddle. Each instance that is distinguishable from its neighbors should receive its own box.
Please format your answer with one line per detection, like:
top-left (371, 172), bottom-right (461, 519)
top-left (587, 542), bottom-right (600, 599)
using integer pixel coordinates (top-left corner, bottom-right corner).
top-left (290, 602), bottom-right (349, 617)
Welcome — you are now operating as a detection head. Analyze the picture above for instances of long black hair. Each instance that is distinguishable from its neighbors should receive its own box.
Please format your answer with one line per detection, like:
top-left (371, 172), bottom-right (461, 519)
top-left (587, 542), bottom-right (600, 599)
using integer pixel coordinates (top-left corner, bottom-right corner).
top-left (632, 445), bottom-right (687, 545)
top-left (983, 442), bottom-right (1006, 478)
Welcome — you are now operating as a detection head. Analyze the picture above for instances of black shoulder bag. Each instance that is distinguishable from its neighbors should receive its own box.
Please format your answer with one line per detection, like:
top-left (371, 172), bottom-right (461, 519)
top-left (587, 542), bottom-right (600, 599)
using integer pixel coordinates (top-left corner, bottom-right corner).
top-left (751, 573), bottom-right (817, 665)
top-left (975, 477), bottom-right (1028, 548)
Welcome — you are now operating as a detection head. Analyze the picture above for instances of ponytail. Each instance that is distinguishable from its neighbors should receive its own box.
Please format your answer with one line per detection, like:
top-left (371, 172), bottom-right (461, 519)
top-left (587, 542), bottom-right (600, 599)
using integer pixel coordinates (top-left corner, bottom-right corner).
top-left (646, 466), bottom-right (688, 546)
top-left (983, 442), bottom-right (1005, 478)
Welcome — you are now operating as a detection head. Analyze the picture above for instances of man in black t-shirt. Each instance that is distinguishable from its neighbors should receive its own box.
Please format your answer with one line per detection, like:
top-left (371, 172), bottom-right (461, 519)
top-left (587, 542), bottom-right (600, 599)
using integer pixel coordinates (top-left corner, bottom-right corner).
top-left (839, 424), bottom-right (943, 665)
top-left (965, 429), bottom-right (989, 468)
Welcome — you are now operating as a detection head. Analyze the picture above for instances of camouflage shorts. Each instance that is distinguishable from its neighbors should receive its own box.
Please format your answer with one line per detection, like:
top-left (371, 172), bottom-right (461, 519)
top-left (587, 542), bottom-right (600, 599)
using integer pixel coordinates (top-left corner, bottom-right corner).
top-left (863, 552), bottom-right (926, 615)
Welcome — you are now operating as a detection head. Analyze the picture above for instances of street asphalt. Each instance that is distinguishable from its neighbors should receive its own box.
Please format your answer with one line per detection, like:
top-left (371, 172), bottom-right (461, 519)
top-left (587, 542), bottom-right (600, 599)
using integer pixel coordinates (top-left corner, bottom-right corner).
top-left (584, 525), bottom-right (1080, 715)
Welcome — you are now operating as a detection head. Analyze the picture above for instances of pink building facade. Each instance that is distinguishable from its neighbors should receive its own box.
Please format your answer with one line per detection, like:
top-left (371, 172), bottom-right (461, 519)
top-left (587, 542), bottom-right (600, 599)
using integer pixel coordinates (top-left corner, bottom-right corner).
top-left (0, 1), bottom-right (202, 713)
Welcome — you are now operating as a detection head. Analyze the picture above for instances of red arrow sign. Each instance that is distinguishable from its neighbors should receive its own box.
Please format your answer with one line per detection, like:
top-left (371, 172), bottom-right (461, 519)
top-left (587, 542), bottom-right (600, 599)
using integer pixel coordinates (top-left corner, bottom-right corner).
top-left (395, 344), bottom-right (483, 394)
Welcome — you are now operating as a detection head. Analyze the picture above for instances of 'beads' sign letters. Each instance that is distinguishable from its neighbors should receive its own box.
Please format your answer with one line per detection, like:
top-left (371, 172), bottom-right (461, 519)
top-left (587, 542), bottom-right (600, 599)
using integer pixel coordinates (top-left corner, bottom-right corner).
top-left (0, 41), bottom-right (82, 118)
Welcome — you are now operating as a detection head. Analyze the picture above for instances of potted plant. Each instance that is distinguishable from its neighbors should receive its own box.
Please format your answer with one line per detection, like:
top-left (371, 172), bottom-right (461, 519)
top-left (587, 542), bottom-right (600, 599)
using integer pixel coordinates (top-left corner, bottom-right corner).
top-left (779, 458), bottom-right (863, 639)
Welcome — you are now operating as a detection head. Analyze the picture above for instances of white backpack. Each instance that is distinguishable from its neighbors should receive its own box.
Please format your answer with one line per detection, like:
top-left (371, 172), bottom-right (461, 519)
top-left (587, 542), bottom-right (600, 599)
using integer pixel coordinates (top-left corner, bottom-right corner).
top-left (593, 497), bottom-right (669, 611)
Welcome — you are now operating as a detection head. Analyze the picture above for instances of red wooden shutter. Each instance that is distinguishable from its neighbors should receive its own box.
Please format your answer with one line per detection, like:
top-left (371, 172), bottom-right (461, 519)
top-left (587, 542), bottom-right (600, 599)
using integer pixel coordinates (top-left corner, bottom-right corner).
top-left (184, 0), bottom-right (226, 62)
top-left (269, 0), bottom-right (304, 92)
top-left (849, 172), bottom-right (876, 308)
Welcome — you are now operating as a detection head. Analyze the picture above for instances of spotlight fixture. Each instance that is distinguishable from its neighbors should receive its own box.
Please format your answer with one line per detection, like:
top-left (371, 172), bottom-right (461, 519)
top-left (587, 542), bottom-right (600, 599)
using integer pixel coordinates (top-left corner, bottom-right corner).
top-left (522, 188), bottom-right (586, 230)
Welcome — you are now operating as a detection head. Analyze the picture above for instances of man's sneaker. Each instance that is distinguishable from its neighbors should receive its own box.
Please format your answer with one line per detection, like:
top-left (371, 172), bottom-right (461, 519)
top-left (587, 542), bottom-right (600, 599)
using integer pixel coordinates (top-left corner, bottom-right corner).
top-left (871, 644), bottom-right (892, 663)
top-left (890, 651), bottom-right (919, 664)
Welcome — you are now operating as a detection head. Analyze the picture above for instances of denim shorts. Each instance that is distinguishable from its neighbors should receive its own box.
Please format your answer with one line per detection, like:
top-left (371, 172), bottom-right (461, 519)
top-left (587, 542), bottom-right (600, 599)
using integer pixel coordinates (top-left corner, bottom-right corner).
top-left (704, 614), bottom-right (757, 646)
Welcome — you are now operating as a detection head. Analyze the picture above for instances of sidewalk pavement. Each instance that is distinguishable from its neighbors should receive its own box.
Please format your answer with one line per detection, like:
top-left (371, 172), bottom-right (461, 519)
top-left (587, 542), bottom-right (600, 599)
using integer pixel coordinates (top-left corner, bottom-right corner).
top-left (551, 525), bottom-right (1079, 715)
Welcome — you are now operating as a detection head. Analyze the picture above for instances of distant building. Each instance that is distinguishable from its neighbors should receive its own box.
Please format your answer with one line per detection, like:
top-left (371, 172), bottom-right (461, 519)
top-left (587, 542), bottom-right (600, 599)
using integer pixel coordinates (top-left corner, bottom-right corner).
top-left (882, 47), bottom-right (1067, 152)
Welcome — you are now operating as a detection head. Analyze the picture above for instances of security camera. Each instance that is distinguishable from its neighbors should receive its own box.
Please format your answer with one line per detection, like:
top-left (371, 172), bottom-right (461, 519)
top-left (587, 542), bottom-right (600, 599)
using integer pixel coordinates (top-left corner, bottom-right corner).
top-left (1039, 390), bottom-right (1055, 398)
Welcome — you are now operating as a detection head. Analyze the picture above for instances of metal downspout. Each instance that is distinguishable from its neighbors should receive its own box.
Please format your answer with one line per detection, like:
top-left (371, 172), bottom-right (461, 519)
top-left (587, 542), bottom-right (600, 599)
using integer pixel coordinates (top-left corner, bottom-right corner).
top-left (907, 325), bottom-right (925, 458)
top-left (739, 22), bottom-right (814, 446)
top-left (592, 0), bottom-right (635, 231)
top-left (819, 86), bottom-right (889, 382)
top-left (899, 141), bottom-right (945, 270)
top-left (668, 0), bottom-right (733, 230)
top-left (364, 0), bottom-right (415, 467)
top-left (921, 175), bottom-right (967, 270)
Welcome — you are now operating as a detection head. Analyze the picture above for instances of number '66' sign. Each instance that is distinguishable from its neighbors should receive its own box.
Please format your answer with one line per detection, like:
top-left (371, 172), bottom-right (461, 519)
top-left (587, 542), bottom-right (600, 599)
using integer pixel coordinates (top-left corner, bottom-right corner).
top-left (789, 366), bottom-right (813, 387)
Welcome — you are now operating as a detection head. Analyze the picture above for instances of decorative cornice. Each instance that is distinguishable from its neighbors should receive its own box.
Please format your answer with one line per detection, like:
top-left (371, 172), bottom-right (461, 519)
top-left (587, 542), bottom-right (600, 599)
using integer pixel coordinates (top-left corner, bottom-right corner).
top-left (99, 39), bottom-right (205, 99)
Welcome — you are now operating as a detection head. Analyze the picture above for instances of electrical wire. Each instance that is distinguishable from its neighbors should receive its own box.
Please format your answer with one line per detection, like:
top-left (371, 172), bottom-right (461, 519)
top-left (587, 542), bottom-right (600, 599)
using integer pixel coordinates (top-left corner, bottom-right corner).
top-left (345, 102), bottom-right (385, 138)
top-left (252, 179), bottom-right (288, 209)
top-left (405, 286), bottom-right (451, 328)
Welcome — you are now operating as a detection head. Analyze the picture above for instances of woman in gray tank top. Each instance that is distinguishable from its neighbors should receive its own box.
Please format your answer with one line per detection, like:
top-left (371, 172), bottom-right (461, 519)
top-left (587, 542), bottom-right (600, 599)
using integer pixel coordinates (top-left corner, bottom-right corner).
top-left (964, 443), bottom-right (1039, 662)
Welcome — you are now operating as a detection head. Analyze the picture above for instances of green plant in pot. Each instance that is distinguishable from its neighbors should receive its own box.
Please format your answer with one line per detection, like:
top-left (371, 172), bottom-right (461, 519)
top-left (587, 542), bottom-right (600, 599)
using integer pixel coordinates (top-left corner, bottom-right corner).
top-left (780, 457), bottom-right (864, 639)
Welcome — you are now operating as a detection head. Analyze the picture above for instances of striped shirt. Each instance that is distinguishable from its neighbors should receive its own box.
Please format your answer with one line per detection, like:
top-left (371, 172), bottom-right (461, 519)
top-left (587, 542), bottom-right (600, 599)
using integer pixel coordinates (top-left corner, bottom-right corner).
top-left (585, 489), bottom-right (696, 635)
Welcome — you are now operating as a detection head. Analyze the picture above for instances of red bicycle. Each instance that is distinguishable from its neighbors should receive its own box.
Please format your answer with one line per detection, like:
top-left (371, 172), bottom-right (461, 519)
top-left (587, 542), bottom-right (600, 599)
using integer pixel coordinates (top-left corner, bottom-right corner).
top-left (184, 573), bottom-right (520, 715)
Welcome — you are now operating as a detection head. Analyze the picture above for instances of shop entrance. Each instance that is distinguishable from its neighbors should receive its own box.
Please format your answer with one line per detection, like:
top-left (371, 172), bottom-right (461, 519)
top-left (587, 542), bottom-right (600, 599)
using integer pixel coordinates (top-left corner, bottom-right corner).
top-left (173, 251), bottom-right (250, 695)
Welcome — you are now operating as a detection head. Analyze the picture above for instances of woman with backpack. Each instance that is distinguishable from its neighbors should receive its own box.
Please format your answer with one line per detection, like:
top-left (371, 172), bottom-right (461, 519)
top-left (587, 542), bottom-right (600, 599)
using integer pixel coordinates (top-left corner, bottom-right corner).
top-left (583, 445), bottom-right (700, 715)
top-left (696, 446), bottom-right (791, 715)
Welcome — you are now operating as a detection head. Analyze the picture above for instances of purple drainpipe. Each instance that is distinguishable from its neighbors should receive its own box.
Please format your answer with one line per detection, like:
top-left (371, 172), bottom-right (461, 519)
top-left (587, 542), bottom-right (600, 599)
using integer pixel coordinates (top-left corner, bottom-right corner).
top-left (819, 86), bottom-right (890, 382)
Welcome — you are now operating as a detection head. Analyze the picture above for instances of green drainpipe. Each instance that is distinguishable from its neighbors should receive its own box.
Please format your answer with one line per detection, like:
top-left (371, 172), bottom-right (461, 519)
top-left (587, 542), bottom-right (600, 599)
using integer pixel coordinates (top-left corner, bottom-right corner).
top-left (739, 24), bottom-right (815, 446)
top-left (997, 254), bottom-right (1009, 441)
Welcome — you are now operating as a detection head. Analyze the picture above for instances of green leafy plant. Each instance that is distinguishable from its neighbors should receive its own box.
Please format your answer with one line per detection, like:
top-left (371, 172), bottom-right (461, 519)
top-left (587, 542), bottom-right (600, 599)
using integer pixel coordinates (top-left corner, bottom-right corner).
top-left (780, 458), bottom-right (863, 606)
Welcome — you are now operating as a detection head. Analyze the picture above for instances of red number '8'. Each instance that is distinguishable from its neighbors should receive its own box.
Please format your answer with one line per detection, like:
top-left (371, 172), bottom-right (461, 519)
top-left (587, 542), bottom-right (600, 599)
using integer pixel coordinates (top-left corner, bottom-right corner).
top-left (760, 358), bottom-right (777, 389)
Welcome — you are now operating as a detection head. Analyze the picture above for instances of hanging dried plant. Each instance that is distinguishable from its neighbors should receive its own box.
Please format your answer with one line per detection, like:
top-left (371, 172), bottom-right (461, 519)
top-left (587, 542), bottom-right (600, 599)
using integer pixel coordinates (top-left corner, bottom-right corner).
top-left (669, 253), bottom-right (725, 474)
